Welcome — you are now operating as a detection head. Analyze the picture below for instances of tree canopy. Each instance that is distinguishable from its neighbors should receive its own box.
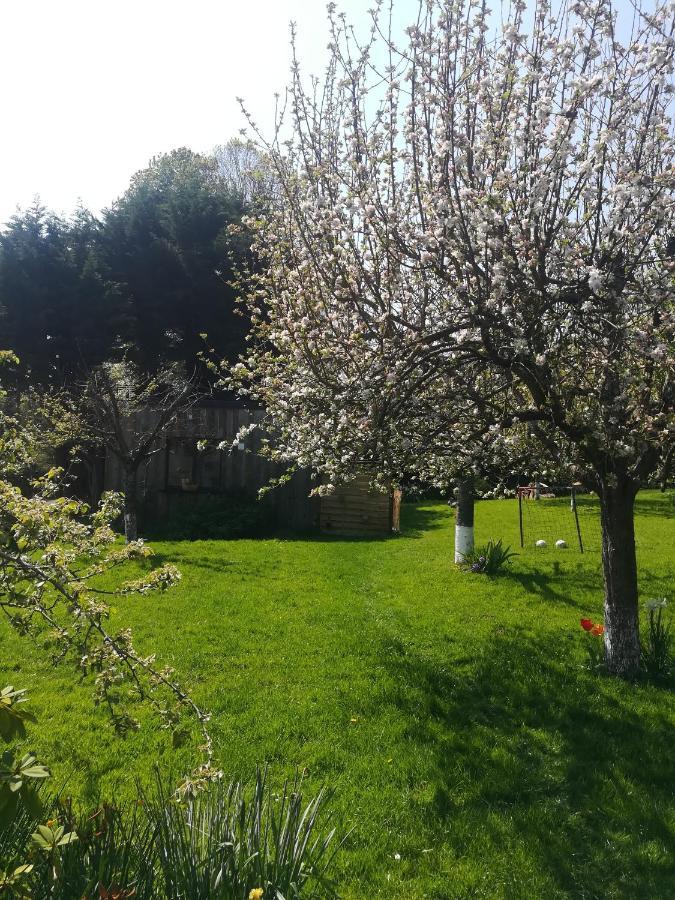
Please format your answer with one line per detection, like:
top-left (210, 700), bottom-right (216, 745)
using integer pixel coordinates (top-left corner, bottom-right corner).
top-left (0, 203), bottom-right (122, 383)
top-left (100, 148), bottom-right (248, 373)
top-left (232, 0), bottom-right (675, 673)
top-left (0, 147), bottom-right (252, 385)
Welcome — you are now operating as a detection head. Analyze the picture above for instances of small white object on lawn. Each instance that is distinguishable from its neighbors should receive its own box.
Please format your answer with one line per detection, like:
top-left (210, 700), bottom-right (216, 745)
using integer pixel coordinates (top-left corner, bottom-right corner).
top-left (555, 539), bottom-right (567, 549)
top-left (535, 539), bottom-right (547, 548)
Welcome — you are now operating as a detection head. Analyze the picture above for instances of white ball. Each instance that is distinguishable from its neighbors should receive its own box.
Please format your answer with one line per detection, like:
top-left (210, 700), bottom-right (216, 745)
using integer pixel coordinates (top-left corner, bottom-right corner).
top-left (555, 539), bottom-right (567, 549)
top-left (535, 539), bottom-right (547, 548)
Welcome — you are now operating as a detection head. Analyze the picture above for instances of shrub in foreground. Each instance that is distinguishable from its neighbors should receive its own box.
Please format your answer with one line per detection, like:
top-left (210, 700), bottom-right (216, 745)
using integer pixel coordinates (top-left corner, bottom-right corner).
top-left (1, 686), bottom-right (342, 899)
top-left (2, 774), bottom-right (341, 899)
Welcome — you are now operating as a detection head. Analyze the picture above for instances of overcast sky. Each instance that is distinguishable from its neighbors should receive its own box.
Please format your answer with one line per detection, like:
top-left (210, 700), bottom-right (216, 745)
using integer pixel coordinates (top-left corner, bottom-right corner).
top-left (0, 0), bottom-right (420, 224)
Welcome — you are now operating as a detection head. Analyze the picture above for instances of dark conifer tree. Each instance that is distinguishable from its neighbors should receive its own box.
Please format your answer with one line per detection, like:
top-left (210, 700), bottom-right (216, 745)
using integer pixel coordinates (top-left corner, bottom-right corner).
top-left (100, 148), bottom-right (248, 377)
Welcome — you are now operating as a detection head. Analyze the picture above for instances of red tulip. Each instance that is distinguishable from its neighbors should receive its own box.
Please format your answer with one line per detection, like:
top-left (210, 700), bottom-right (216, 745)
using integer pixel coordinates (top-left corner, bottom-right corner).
top-left (580, 618), bottom-right (594, 631)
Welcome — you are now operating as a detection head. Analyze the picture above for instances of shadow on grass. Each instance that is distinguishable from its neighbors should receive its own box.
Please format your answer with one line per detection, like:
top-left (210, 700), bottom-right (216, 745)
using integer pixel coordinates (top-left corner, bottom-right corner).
top-left (382, 631), bottom-right (675, 897)
top-left (571, 490), bottom-right (675, 520)
top-left (260, 502), bottom-right (448, 543)
top-left (503, 563), bottom-right (670, 611)
top-left (633, 496), bottom-right (675, 519)
top-left (150, 552), bottom-right (237, 575)
top-left (141, 502), bottom-right (449, 545)
top-left (504, 570), bottom-right (597, 607)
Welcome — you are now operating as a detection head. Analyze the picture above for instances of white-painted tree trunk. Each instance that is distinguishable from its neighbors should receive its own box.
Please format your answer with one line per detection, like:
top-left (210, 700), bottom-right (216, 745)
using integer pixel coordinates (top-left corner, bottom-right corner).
top-left (454, 524), bottom-right (474, 563)
top-left (454, 479), bottom-right (475, 563)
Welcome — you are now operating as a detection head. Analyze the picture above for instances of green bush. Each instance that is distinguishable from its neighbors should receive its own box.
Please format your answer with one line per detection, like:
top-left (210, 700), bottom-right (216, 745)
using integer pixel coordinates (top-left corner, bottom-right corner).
top-left (1, 687), bottom-right (342, 898)
top-left (0, 686), bottom-right (50, 830)
top-left (460, 539), bottom-right (517, 575)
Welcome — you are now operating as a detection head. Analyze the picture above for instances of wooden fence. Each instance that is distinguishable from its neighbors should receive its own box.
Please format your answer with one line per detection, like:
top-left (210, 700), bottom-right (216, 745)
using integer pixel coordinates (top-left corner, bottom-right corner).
top-left (104, 403), bottom-right (399, 535)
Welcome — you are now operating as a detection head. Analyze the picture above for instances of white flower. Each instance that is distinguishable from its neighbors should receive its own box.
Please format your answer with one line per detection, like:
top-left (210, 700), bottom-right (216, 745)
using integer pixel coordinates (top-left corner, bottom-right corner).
top-left (503, 23), bottom-right (520, 43)
top-left (645, 598), bottom-right (667, 611)
top-left (587, 268), bottom-right (603, 294)
top-left (535, 539), bottom-right (547, 548)
top-left (196, 440), bottom-right (208, 453)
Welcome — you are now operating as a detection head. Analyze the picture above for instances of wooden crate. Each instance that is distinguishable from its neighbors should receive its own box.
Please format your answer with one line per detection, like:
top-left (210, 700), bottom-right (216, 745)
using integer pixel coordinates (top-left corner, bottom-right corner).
top-left (319, 474), bottom-right (399, 536)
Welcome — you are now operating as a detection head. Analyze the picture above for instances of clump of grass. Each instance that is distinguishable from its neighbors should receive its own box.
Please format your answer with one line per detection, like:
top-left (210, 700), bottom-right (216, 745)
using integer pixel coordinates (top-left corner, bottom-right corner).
top-left (642, 599), bottom-right (672, 681)
top-left (149, 770), bottom-right (340, 899)
top-left (461, 538), bottom-right (517, 575)
top-left (3, 772), bottom-right (341, 899)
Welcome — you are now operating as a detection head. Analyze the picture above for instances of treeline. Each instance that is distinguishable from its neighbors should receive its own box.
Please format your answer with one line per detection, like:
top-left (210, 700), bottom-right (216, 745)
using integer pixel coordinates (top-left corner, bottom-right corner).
top-left (0, 144), bottom-right (260, 385)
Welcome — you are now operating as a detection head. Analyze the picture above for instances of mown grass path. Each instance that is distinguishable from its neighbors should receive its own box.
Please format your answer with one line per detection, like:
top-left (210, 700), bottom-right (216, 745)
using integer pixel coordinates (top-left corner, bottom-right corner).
top-left (2, 493), bottom-right (674, 897)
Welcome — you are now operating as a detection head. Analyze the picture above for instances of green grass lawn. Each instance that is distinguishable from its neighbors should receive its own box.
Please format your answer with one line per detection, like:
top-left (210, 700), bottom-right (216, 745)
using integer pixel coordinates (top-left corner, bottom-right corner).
top-left (2, 492), bottom-right (675, 898)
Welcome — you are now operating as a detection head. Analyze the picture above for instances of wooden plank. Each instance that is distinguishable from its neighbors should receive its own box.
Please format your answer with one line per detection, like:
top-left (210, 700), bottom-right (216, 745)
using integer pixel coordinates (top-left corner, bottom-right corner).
top-left (320, 512), bottom-right (391, 530)
top-left (321, 502), bottom-right (390, 518)
top-left (319, 474), bottom-right (394, 535)
top-left (320, 513), bottom-right (390, 527)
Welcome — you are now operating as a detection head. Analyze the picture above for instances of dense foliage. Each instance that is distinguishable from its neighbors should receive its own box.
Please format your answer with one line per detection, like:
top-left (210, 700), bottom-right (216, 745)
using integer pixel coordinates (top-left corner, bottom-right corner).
top-left (0, 147), bottom-right (251, 385)
top-left (101, 148), bottom-right (248, 374)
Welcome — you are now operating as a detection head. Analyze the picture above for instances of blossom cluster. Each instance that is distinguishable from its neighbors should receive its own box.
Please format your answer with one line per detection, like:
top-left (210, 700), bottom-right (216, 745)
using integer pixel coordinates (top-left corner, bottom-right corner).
top-left (230, 0), bottom-right (675, 497)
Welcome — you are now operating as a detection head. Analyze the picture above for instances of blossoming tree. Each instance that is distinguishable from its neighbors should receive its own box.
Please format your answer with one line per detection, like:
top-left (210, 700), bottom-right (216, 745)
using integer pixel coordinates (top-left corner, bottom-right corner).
top-left (233, 0), bottom-right (675, 674)
top-left (0, 353), bottom-right (217, 791)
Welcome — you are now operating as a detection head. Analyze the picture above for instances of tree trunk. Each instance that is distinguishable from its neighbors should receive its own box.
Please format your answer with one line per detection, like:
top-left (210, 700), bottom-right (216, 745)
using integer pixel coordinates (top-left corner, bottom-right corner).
top-left (598, 477), bottom-right (640, 675)
top-left (122, 468), bottom-right (139, 543)
top-left (660, 448), bottom-right (672, 492)
top-left (454, 478), bottom-right (474, 564)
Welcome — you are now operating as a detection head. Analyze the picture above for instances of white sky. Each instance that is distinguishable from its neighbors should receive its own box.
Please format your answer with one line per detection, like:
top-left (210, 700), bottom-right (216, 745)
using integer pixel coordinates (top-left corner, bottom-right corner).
top-left (0, 0), bottom-right (418, 224)
top-left (0, 0), bottom-right (642, 225)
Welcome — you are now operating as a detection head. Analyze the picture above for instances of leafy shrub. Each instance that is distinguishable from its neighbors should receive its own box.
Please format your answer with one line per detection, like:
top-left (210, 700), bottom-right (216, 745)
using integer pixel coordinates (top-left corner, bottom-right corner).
top-left (1, 687), bottom-right (343, 898)
top-left (461, 539), bottom-right (517, 575)
top-left (1, 685), bottom-right (51, 898)
top-left (4, 775), bottom-right (340, 899)
top-left (641, 599), bottom-right (672, 680)
top-left (0, 686), bottom-right (50, 829)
